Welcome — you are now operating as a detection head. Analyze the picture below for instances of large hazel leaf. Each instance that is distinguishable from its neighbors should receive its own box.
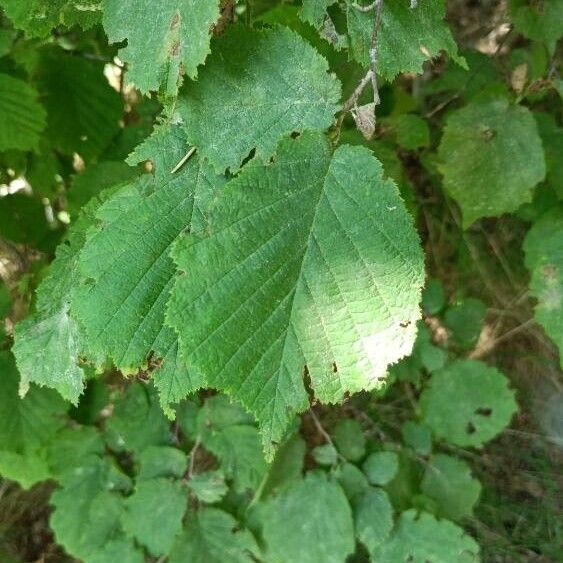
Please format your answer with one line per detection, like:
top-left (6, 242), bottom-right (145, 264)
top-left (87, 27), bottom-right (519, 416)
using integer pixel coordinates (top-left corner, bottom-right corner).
top-left (72, 127), bottom-right (223, 414)
top-left (437, 98), bottom-right (546, 227)
top-left (0, 73), bottom-right (46, 152)
top-left (102, 0), bottom-right (222, 95)
top-left (524, 207), bottom-right (563, 367)
top-left (346, 0), bottom-right (464, 79)
top-left (168, 133), bottom-right (424, 453)
top-left (178, 26), bottom-right (341, 172)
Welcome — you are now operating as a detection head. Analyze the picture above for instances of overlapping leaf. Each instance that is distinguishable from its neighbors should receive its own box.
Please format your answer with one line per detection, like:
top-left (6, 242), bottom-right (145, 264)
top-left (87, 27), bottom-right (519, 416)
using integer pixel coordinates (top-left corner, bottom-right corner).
top-left (102, 0), bottom-right (222, 95)
top-left (178, 26), bottom-right (341, 172)
top-left (438, 98), bottom-right (546, 226)
top-left (72, 128), bottom-right (222, 414)
top-left (168, 132), bottom-right (424, 452)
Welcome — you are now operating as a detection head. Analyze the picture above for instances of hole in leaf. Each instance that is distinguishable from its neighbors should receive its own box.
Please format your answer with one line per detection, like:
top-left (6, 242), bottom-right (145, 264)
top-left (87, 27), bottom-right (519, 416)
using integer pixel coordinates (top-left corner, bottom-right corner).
top-left (475, 407), bottom-right (492, 416)
top-left (466, 421), bottom-right (476, 434)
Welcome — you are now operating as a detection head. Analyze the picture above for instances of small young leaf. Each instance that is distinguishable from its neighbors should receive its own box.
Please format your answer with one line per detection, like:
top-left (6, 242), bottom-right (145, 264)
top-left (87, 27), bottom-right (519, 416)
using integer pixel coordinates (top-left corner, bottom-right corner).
top-left (187, 471), bottom-right (229, 504)
top-left (333, 419), bottom-right (366, 462)
top-left (362, 451), bottom-right (399, 486)
top-left (420, 359), bottom-right (518, 447)
top-left (422, 454), bottom-right (481, 521)
top-left (354, 488), bottom-right (394, 556)
top-left (438, 98), bottom-right (546, 226)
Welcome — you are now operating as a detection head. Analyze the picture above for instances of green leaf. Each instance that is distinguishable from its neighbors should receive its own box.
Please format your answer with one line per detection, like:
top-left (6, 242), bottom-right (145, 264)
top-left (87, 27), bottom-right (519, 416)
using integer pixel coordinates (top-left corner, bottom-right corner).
top-left (300, 0), bottom-right (338, 28)
top-left (104, 383), bottom-right (171, 455)
top-left (168, 133), bottom-right (424, 454)
top-left (312, 443), bottom-right (339, 466)
top-left (510, 0), bottom-right (563, 55)
top-left (12, 197), bottom-right (104, 404)
top-left (0, 280), bottom-right (11, 318)
top-left (524, 207), bottom-right (563, 366)
top-left (362, 451), bottom-right (399, 486)
top-left (197, 397), bottom-right (267, 494)
top-left (187, 470), bottom-right (229, 504)
top-left (102, 0), bottom-right (222, 95)
top-left (420, 359), bottom-right (518, 447)
top-left (261, 472), bottom-right (355, 563)
top-left (437, 98), bottom-right (546, 226)
top-left (0, 450), bottom-right (51, 489)
top-left (422, 279), bottom-right (446, 316)
top-left (335, 461), bottom-right (370, 501)
top-left (534, 113), bottom-right (563, 199)
top-left (444, 298), bottom-right (486, 349)
top-left (422, 454), bottom-right (481, 521)
top-left (333, 418), bottom-right (365, 461)
top-left (122, 478), bottom-right (188, 556)
top-left (401, 421), bottom-right (432, 455)
top-left (36, 48), bottom-right (122, 160)
top-left (169, 508), bottom-right (259, 563)
top-left (377, 509), bottom-right (480, 562)
top-left (137, 445), bottom-right (187, 480)
top-left (178, 26), bottom-right (341, 172)
top-left (50, 457), bottom-right (134, 562)
top-left (0, 73), bottom-right (46, 151)
top-left (387, 113), bottom-right (430, 151)
top-left (0, 0), bottom-right (102, 37)
top-left (346, 0), bottom-right (464, 80)
top-left (354, 488), bottom-right (394, 556)
top-left (0, 351), bottom-right (66, 454)
top-left (67, 161), bottom-right (140, 217)
top-left (72, 132), bottom-right (222, 413)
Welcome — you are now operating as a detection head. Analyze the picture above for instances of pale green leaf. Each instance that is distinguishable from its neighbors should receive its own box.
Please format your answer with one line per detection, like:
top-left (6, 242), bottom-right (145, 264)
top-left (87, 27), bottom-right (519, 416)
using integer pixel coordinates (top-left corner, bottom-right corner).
top-left (422, 454), bottom-right (481, 521)
top-left (0, 73), bottom-right (46, 151)
top-left (524, 207), bottom-right (563, 366)
top-left (187, 470), bottom-right (229, 504)
top-left (0, 450), bottom-right (51, 489)
top-left (401, 421), bottom-right (432, 455)
top-left (420, 359), bottom-right (518, 447)
top-left (137, 445), bottom-right (187, 480)
top-left (335, 461), bottom-right (369, 501)
top-left (50, 458), bottom-right (134, 562)
top-left (312, 443), bottom-right (339, 465)
top-left (122, 478), bottom-right (188, 556)
top-left (534, 113), bottom-right (563, 199)
top-left (437, 98), bottom-right (546, 226)
top-left (362, 451), bottom-right (399, 486)
top-left (102, 0), bottom-right (221, 94)
top-left (178, 26), bottom-right (341, 172)
top-left (354, 488), bottom-right (394, 556)
top-left (347, 0), bottom-right (464, 80)
top-left (169, 508), bottom-right (259, 563)
top-left (261, 472), bottom-right (355, 563)
top-left (388, 113), bottom-right (430, 150)
top-left (377, 509), bottom-right (480, 562)
top-left (168, 133), bottom-right (424, 454)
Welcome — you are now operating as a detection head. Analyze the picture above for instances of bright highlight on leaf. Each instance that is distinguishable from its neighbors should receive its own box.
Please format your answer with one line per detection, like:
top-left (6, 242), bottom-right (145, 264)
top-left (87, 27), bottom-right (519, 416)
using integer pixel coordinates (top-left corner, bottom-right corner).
top-left (168, 132), bottom-right (424, 453)
top-left (438, 98), bottom-right (546, 226)
top-left (178, 26), bottom-right (342, 172)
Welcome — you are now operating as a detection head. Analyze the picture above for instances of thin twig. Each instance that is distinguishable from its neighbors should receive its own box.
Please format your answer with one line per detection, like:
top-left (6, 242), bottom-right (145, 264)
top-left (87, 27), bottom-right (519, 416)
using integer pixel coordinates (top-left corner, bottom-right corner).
top-left (336, 0), bottom-right (384, 132)
top-left (187, 438), bottom-right (200, 479)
